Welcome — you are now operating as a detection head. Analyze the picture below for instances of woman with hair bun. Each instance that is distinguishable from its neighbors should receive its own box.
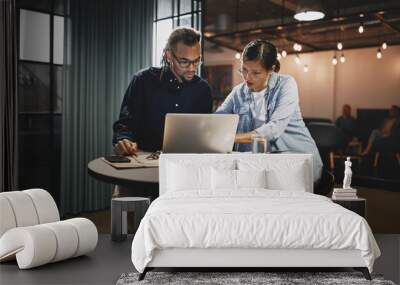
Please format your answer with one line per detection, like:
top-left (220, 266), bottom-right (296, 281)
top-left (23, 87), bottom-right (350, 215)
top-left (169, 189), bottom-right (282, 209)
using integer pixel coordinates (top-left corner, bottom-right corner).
top-left (216, 39), bottom-right (323, 182)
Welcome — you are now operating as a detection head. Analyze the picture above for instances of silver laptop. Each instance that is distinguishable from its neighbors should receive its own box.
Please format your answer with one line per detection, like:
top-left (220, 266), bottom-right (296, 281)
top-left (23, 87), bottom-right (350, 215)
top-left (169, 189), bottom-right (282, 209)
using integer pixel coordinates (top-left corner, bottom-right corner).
top-left (163, 113), bottom-right (239, 153)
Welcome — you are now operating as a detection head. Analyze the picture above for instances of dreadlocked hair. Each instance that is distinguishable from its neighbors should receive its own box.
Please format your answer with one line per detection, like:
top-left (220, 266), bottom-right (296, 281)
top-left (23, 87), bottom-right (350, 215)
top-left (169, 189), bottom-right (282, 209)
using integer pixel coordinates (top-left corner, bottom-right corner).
top-left (160, 27), bottom-right (201, 79)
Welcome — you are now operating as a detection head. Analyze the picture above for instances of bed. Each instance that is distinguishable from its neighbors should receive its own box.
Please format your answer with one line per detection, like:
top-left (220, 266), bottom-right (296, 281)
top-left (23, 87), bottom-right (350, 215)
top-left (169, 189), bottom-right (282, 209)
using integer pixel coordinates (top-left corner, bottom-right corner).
top-left (131, 153), bottom-right (380, 280)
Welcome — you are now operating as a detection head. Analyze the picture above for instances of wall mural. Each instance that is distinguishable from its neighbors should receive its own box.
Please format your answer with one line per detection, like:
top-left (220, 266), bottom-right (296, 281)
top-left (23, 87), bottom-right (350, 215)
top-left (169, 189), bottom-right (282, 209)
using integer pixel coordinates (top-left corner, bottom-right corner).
top-left (204, 65), bottom-right (233, 111)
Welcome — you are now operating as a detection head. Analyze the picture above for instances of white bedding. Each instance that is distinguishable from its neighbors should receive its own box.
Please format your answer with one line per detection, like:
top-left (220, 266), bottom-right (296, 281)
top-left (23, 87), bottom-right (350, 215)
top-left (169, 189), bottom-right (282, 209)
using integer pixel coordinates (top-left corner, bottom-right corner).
top-left (131, 190), bottom-right (380, 273)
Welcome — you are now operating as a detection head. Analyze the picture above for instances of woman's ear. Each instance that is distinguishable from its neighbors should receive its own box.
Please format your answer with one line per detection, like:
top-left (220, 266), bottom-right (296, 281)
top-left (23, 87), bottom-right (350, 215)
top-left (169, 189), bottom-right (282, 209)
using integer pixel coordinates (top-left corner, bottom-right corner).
top-left (165, 50), bottom-right (172, 64)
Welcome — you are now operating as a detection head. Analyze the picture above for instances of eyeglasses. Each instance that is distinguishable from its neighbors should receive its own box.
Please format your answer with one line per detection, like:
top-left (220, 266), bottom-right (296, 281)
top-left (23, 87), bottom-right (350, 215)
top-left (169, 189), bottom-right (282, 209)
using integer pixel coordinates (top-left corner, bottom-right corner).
top-left (171, 51), bottom-right (201, 68)
top-left (238, 68), bottom-right (264, 79)
top-left (146, 150), bottom-right (161, 160)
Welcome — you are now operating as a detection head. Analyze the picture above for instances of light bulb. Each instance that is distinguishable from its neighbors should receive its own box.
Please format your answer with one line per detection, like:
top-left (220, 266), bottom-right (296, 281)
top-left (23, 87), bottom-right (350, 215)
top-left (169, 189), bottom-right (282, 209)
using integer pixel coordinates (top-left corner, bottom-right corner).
top-left (358, 23), bottom-right (364, 34)
top-left (332, 56), bottom-right (338, 65)
top-left (297, 44), bottom-right (302, 51)
top-left (294, 11), bottom-right (325, 21)
top-left (295, 54), bottom-right (301, 65)
top-left (235, 52), bottom-right (241, 59)
top-left (277, 52), bottom-right (282, 60)
top-left (340, 53), bottom-right (346, 63)
top-left (377, 48), bottom-right (382, 59)
top-left (281, 50), bottom-right (287, 57)
top-left (303, 64), bottom-right (309, 72)
top-left (382, 42), bottom-right (387, 50)
top-left (293, 43), bottom-right (302, 52)
top-left (337, 42), bottom-right (343, 50)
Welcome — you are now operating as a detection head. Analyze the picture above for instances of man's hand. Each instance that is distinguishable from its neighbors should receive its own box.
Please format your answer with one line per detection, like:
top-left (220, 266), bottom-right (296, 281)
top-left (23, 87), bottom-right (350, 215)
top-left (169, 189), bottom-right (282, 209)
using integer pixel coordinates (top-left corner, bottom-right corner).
top-left (113, 139), bottom-right (138, 156)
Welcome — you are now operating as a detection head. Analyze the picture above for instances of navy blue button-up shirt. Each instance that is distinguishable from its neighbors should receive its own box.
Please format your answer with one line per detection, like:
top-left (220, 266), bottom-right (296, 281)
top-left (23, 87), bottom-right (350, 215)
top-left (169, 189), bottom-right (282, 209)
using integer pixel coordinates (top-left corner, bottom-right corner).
top-left (113, 67), bottom-right (213, 151)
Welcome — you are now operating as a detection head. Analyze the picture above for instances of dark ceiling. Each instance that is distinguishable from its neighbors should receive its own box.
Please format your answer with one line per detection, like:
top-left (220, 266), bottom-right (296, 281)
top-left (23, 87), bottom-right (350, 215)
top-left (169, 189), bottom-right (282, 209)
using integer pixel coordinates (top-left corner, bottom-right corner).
top-left (204, 0), bottom-right (400, 54)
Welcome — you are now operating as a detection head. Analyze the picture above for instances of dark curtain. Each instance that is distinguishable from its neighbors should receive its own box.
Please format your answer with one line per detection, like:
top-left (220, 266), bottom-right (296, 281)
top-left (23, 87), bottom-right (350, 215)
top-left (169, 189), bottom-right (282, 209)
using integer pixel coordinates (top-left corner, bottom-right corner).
top-left (61, 0), bottom-right (153, 214)
top-left (0, 0), bottom-right (18, 192)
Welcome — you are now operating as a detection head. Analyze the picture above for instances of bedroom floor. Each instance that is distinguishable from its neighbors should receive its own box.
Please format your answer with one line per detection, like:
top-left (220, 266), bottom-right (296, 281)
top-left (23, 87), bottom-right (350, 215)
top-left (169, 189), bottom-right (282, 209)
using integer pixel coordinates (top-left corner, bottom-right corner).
top-left (1, 186), bottom-right (399, 285)
top-left (1, 234), bottom-right (399, 285)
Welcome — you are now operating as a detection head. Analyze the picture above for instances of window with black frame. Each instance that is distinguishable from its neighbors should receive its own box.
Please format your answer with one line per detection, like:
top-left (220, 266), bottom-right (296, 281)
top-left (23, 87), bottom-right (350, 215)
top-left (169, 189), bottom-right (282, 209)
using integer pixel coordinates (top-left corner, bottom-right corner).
top-left (17, 0), bottom-right (64, 203)
top-left (153, 0), bottom-right (202, 67)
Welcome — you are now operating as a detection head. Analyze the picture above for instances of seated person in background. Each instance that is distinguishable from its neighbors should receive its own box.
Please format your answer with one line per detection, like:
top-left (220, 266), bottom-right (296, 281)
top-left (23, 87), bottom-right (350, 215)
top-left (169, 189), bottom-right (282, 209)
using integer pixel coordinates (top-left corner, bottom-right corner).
top-left (113, 27), bottom-right (212, 156)
top-left (361, 105), bottom-right (400, 156)
top-left (335, 104), bottom-right (358, 146)
top-left (215, 39), bottom-right (323, 182)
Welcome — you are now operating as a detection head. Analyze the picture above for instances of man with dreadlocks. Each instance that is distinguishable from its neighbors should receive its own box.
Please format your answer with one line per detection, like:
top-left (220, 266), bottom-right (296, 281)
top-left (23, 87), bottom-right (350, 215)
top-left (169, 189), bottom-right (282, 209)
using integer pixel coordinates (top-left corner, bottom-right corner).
top-left (113, 27), bottom-right (212, 156)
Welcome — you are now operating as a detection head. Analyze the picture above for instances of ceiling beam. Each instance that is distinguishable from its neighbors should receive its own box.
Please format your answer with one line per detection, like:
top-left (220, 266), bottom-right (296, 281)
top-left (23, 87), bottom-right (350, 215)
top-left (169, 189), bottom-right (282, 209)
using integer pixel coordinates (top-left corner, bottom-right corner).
top-left (206, 8), bottom-right (400, 41)
top-left (205, 38), bottom-right (241, 52)
top-left (375, 13), bottom-right (400, 34)
top-left (281, 42), bottom-right (400, 56)
top-left (304, 32), bottom-right (399, 46)
top-left (283, 35), bottom-right (319, 50)
top-left (269, 0), bottom-right (297, 12)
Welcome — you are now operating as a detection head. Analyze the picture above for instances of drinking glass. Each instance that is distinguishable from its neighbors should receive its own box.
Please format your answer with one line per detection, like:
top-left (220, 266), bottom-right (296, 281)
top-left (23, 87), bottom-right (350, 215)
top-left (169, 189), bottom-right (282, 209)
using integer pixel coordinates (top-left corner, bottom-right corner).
top-left (251, 134), bottom-right (267, 153)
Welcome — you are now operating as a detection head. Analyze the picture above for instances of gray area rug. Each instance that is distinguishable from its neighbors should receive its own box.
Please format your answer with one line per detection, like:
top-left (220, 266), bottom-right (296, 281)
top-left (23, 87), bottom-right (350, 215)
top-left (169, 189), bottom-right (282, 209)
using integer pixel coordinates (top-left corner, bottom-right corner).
top-left (116, 271), bottom-right (396, 285)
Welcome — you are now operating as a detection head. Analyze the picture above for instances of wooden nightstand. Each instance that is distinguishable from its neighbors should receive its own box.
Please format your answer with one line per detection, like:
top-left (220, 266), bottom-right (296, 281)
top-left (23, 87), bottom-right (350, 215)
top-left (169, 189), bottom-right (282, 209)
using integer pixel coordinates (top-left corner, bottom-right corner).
top-left (332, 197), bottom-right (366, 218)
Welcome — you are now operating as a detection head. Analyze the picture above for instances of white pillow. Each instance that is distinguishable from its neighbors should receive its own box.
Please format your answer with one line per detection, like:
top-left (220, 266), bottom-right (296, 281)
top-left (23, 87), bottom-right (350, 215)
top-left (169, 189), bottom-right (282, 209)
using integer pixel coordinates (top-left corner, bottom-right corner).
top-left (211, 169), bottom-right (267, 190)
top-left (166, 159), bottom-right (236, 192)
top-left (167, 162), bottom-right (211, 191)
top-left (211, 168), bottom-right (237, 190)
top-left (236, 169), bottom-right (267, 189)
top-left (265, 167), bottom-right (307, 191)
top-left (237, 158), bottom-right (309, 192)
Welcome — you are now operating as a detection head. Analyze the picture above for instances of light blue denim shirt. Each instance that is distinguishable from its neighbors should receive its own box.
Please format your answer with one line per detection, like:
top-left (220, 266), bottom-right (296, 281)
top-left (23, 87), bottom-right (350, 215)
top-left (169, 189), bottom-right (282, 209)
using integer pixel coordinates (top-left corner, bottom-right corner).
top-left (216, 72), bottom-right (323, 181)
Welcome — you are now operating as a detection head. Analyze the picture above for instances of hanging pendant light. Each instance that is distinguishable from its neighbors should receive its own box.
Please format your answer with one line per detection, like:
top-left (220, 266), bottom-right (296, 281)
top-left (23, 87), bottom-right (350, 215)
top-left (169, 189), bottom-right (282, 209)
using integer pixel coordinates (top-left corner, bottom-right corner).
top-left (332, 56), bottom-right (338, 65)
top-left (358, 22), bottom-right (364, 34)
top-left (382, 42), bottom-right (387, 50)
top-left (337, 42), bottom-right (343, 50)
top-left (340, 53), bottom-right (346, 63)
top-left (358, 14), bottom-right (364, 34)
top-left (294, 10), bottom-right (325, 21)
top-left (376, 48), bottom-right (382, 59)
top-left (293, 43), bottom-right (302, 52)
top-left (235, 52), bottom-right (241, 59)
top-left (297, 44), bottom-right (302, 52)
top-left (281, 49), bottom-right (287, 57)
top-left (293, 1), bottom-right (325, 22)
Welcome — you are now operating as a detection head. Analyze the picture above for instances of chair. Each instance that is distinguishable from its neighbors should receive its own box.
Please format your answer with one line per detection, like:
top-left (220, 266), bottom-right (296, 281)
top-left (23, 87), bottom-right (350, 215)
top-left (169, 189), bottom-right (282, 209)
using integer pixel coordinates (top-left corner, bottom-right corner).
top-left (374, 152), bottom-right (400, 167)
top-left (373, 137), bottom-right (400, 169)
top-left (0, 189), bottom-right (98, 269)
top-left (307, 122), bottom-right (345, 171)
top-left (314, 167), bottom-right (335, 196)
top-left (372, 123), bottom-right (400, 170)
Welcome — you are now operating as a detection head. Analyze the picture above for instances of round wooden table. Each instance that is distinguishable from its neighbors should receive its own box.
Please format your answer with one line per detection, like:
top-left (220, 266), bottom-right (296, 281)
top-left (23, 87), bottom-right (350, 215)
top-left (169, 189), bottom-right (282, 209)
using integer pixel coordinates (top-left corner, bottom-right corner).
top-left (87, 158), bottom-right (159, 188)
